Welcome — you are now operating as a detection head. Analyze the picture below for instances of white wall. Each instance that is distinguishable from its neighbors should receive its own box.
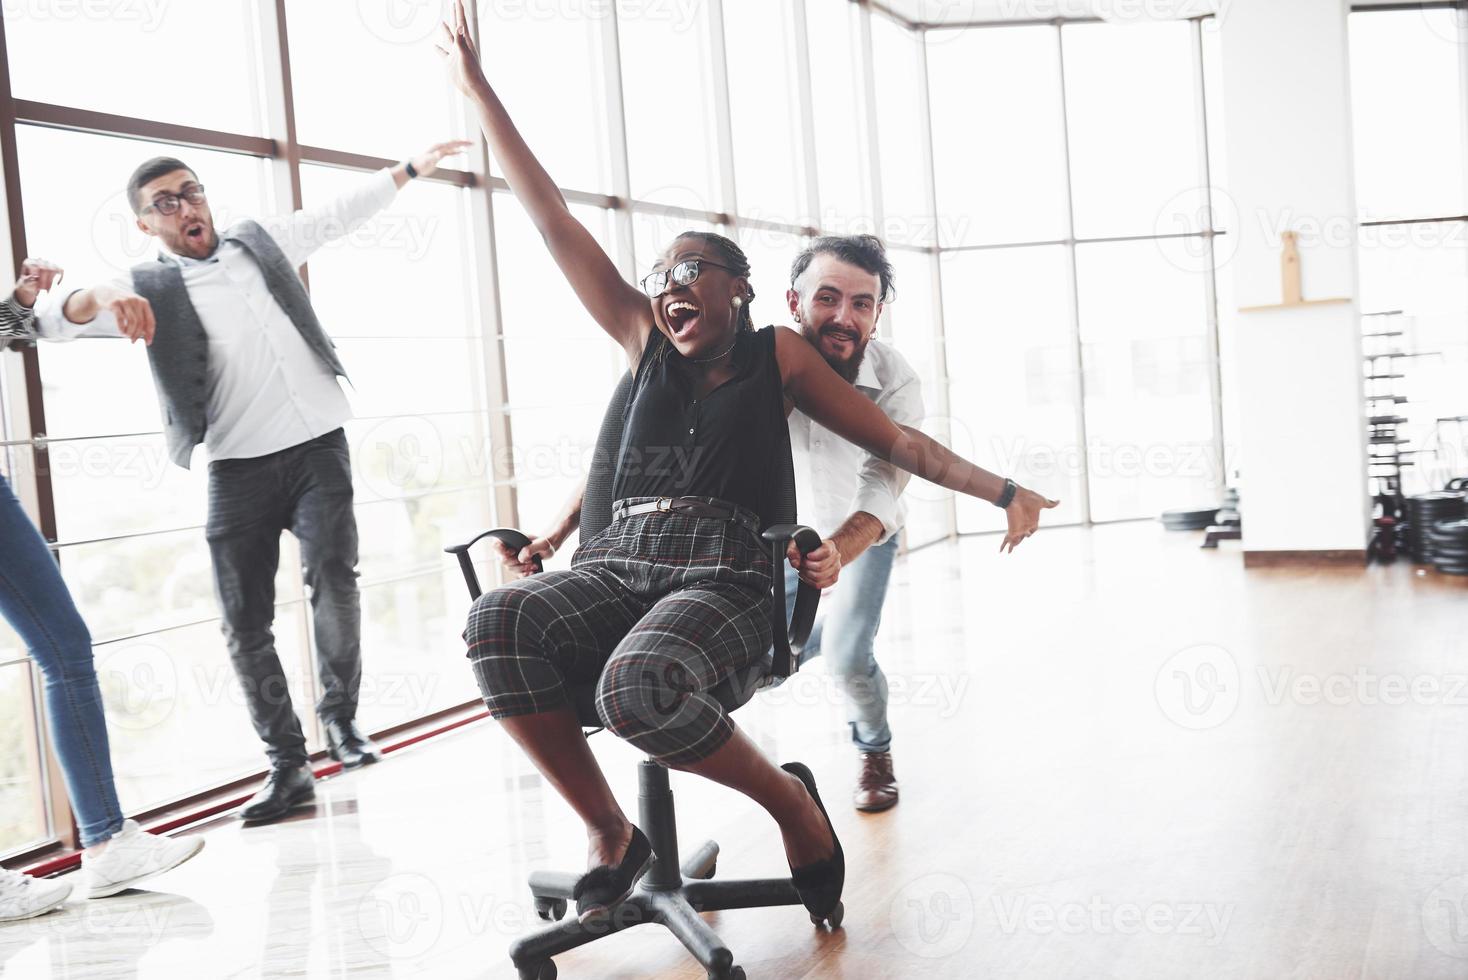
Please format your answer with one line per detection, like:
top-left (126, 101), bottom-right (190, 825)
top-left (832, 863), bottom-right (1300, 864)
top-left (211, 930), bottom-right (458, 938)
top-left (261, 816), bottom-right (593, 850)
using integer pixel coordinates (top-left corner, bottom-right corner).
top-left (1217, 0), bottom-right (1370, 554)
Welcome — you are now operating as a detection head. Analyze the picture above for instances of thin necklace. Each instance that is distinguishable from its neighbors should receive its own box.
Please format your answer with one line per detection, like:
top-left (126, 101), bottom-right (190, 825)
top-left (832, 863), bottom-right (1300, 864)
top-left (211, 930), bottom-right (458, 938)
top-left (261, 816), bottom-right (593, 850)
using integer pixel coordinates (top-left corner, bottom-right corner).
top-left (687, 336), bottom-right (737, 364)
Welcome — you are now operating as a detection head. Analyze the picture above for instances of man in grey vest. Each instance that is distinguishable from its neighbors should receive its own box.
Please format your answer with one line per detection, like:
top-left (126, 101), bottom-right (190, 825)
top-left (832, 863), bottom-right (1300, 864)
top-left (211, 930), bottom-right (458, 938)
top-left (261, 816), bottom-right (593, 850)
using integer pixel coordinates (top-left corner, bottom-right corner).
top-left (37, 140), bottom-right (468, 822)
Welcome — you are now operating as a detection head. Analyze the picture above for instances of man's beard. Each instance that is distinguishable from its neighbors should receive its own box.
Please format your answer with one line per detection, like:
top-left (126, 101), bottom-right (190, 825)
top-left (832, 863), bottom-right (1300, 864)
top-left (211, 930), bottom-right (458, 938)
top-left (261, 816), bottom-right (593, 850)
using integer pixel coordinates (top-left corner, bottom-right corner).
top-left (801, 323), bottom-right (868, 384)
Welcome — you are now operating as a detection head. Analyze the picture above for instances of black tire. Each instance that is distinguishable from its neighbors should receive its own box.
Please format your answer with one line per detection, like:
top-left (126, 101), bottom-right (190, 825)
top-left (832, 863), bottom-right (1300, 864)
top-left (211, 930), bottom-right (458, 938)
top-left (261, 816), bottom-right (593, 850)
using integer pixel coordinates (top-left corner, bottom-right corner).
top-left (534, 898), bottom-right (568, 922)
top-left (810, 901), bottom-right (845, 928)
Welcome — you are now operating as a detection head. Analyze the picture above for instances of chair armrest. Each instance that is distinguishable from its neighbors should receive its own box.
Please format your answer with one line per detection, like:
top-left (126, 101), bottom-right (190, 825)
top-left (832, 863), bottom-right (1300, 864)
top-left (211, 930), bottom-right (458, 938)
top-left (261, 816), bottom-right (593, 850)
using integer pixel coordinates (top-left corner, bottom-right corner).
top-left (761, 524), bottom-right (822, 679)
top-left (443, 528), bottom-right (540, 601)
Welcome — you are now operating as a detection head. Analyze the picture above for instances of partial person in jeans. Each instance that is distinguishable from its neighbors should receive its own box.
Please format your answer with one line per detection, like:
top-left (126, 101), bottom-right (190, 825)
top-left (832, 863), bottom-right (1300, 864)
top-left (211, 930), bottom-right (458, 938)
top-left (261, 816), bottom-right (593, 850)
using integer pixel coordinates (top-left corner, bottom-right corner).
top-left (496, 235), bottom-right (922, 813)
top-left (0, 259), bottom-right (203, 921)
top-left (36, 138), bottom-right (469, 822)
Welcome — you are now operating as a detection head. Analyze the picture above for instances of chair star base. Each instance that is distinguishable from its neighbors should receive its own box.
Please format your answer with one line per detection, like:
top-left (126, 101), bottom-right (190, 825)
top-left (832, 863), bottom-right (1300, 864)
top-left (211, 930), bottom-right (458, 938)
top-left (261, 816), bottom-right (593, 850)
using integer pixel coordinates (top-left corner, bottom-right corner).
top-left (509, 760), bottom-right (837, 980)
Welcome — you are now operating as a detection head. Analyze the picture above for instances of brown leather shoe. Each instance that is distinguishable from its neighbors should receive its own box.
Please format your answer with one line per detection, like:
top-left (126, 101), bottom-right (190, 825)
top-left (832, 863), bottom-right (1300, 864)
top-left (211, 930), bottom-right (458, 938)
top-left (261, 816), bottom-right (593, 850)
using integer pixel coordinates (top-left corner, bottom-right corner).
top-left (854, 751), bottom-right (898, 812)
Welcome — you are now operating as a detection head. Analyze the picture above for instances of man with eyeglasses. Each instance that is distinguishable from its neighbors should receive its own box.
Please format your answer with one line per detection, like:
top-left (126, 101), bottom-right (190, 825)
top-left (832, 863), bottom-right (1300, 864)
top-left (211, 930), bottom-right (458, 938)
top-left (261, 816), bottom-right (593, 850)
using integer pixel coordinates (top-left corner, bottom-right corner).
top-left (37, 140), bottom-right (469, 823)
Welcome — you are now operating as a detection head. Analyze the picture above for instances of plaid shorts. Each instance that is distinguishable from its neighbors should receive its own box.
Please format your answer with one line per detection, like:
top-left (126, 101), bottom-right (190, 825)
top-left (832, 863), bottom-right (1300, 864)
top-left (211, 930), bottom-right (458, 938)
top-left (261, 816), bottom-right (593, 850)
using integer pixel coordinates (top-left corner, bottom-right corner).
top-left (464, 497), bottom-right (774, 766)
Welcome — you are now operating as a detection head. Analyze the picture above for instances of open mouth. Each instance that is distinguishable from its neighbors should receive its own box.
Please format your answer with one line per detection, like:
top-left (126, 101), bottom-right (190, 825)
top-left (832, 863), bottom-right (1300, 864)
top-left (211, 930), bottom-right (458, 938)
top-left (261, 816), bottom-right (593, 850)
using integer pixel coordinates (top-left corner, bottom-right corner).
top-left (665, 299), bottom-right (702, 338)
top-left (184, 222), bottom-right (207, 244)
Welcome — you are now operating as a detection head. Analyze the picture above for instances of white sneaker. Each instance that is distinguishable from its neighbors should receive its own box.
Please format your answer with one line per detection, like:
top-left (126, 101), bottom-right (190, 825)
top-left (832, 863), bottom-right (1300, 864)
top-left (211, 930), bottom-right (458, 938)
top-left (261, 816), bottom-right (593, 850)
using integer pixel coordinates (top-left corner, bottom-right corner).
top-left (0, 867), bottom-right (72, 921)
top-left (83, 820), bottom-right (205, 899)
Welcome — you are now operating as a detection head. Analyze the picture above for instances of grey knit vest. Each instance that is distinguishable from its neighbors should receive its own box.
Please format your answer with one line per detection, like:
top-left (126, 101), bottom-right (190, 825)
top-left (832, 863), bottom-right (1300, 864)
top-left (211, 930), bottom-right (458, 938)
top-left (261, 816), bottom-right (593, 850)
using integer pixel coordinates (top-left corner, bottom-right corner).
top-left (131, 220), bottom-right (349, 469)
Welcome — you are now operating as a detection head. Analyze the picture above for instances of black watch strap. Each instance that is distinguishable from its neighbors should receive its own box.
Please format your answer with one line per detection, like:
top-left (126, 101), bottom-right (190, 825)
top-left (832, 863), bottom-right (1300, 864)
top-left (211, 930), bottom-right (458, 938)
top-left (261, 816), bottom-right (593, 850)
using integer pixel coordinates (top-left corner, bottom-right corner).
top-left (405, 159), bottom-right (419, 179)
top-left (994, 478), bottom-right (1017, 509)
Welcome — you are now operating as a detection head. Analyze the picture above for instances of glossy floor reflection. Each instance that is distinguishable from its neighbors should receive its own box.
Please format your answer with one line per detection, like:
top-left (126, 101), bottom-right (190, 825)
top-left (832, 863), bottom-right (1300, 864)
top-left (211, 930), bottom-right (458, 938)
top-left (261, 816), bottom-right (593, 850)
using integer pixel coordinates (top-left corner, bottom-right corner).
top-left (4, 524), bottom-right (1467, 978)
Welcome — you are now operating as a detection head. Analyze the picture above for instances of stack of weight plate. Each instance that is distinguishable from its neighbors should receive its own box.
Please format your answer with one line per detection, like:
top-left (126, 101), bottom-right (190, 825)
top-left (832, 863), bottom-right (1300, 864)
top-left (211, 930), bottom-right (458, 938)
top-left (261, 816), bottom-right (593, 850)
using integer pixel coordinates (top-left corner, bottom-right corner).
top-left (1215, 488), bottom-right (1242, 526)
top-left (1428, 518), bottom-right (1468, 575)
top-left (1406, 492), bottom-right (1468, 564)
top-left (1161, 507), bottom-right (1219, 531)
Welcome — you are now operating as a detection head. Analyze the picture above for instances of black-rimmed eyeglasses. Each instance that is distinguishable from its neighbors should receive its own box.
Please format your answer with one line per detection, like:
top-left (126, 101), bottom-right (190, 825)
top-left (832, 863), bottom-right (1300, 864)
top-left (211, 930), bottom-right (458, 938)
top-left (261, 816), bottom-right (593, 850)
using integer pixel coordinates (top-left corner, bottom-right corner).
top-left (639, 258), bottom-right (737, 299)
top-left (142, 185), bottom-right (207, 216)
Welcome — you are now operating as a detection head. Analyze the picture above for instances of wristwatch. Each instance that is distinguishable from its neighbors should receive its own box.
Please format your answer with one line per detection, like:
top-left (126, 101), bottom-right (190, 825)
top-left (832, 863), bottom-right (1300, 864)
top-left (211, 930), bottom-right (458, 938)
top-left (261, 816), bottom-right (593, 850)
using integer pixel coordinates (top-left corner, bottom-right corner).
top-left (404, 159), bottom-right (419, 180)
top-left (994, 478), bottom-right (1017, 509)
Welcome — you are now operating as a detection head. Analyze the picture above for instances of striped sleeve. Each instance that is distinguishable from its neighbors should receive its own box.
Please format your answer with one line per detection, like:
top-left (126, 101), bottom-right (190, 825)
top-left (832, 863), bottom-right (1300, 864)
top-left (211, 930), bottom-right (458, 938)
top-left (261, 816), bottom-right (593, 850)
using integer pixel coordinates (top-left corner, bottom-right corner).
top-left (0, 293), bottom-right (35, 348)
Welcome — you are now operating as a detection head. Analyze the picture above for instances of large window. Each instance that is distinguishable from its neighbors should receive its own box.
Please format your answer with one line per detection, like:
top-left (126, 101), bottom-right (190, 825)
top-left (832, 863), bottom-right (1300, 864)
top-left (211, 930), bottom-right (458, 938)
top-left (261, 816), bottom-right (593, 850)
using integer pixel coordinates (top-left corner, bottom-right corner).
top-left (927, 16), bottom-right (1223, 529)
top-left (927, 25), bottom-right (1067, 248)
top-left (616, 0), bottom-right (721, 211)
top-left (0, 0), bottom-right (1227, 861)
top-left (6, 0), bottom-right (267, 135)
top-left (723, 0), bottom-right (807, 226)
top-left (1349, 7), bottom-right (1468, 494)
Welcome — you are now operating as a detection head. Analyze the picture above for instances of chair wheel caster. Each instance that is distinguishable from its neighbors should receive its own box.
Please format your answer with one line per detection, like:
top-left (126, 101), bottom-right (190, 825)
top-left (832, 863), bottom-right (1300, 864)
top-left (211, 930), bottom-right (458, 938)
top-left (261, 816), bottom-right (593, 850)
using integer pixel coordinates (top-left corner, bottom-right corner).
top-left (518, 961), bottom-right (556, 980)
top-left (811, 901), bottom-right (844, 928)
top-left (533, 897), bottom-right (568, 921)
top-left (695, 862), bottom-right (716, 880)
top-left (709, 967), bottom-right (745, 980)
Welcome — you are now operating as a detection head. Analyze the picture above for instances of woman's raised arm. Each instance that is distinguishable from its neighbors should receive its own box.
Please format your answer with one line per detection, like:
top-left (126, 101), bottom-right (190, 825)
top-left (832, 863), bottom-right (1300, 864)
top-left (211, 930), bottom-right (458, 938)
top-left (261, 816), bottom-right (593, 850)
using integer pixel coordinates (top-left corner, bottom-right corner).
top-left (775, 328), bottom-right (1058, 552)
top-left (437, 1), bottom-right (650, 365)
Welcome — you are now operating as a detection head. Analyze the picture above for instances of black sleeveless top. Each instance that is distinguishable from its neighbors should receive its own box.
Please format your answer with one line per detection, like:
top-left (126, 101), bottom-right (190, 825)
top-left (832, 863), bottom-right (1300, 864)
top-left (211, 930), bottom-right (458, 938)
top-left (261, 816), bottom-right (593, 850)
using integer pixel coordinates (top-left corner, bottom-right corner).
top-left (612, 326), bottom-right (795, 528)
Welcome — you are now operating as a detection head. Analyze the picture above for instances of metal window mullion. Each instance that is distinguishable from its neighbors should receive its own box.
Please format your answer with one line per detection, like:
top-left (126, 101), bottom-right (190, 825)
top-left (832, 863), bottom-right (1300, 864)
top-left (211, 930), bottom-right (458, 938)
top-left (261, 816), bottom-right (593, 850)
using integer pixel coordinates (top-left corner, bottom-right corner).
top-left (0, 24), bottom-right (57, 546)
top-left (865, 0), bottom-right (919, 31)
top-left (858, 2), bottom-right (886, 243)
top-left (925, 16), bottom-right (1103, 31)
top-left (1056, 23), bottom-right (1094, 526)
top-left (22, 659), bottom-right (72, 852)
top-left (1457, 6), bottom-right (1468, 376)
top-left (1191, 18), bottom-right (1227, 500)
top-left (464, 1), bottom-right (519, 532)
top-left (13, 99), bottom-right (276, 157)
top-left (603, 3), bottom-right (637, 278)
top-left (259, 1), bottom-right (305, 222)
top-left (792, 0), bottom-right (822, 231)
top-left (915, 31), bottom-right (957, 542)
top-left (255, 0), bottom-right (322, 740)
top-left (707, 0), bottom-right (740, 232)
top-left (0, 8), bottom-right (72, 853)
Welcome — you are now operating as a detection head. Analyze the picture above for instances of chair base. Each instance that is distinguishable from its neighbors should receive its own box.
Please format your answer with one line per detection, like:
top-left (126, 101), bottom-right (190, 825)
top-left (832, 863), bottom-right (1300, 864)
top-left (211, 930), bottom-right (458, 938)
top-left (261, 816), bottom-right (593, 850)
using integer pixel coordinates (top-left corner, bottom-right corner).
top-left (508, 760), bottom-right (840, 980)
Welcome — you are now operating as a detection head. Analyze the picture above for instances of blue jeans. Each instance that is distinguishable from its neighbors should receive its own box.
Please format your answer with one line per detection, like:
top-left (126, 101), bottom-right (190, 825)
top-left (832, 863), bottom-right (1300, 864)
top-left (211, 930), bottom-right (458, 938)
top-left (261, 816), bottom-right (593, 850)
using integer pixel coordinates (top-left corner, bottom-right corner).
top-left (784, 535), bottom-right (898, 753)
top-left (0, 473), bottom-right (124, 847)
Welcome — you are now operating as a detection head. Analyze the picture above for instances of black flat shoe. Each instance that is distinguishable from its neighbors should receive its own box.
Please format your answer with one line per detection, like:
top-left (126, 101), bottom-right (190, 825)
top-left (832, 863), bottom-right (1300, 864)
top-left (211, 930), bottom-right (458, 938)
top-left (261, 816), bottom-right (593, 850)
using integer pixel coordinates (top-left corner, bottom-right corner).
top-left (325, 719), bottom-right (383, 770)
top-left (782, 761), bottom-right (845, 925)
top-left (573, 825), bottom-right (654, 923)
top-left (240, 764), bottom-right (316, 823)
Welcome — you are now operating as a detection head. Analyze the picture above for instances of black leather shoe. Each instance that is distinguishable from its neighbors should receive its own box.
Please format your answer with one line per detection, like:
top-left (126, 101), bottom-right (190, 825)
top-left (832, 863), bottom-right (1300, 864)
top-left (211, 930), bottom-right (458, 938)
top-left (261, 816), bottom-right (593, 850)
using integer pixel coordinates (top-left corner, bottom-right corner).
top-left (572, 825), bottom-right (654, 923)
top-left (782, 761), bottom-right (845, 924)
top-left (325, 719), bottom-right (382, 770)
top-left (240, 765), bottom-right (316, 823)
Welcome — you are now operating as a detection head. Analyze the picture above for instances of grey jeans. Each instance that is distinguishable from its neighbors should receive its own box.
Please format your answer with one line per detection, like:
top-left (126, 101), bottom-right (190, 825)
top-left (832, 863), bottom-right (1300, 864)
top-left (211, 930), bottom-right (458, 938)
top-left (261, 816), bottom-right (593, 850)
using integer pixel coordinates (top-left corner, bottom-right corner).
top-left (206, 428), bottom-right (361, 769)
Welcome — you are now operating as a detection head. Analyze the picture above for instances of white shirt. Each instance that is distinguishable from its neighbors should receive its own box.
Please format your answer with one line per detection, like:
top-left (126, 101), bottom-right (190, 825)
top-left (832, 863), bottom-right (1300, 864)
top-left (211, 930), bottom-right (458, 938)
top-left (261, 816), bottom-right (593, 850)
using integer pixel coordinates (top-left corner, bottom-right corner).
top-left (788, 338), bottom-right (925, 545)
top-left (39, 169), bottom-right (399, 462)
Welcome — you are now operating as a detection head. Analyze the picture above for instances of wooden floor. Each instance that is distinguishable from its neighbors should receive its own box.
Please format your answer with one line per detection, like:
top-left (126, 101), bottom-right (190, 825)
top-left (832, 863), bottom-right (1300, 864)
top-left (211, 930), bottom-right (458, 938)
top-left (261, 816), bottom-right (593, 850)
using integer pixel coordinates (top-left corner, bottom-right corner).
top-left (4, 522), bottom-right (1467, 979)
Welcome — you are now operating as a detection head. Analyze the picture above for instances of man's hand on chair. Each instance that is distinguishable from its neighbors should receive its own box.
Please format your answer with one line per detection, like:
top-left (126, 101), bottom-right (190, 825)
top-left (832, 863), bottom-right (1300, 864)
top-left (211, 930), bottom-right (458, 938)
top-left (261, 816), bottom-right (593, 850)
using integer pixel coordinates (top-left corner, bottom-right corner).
top-left (490, 535), bottom-right (556, 580)
top-left (787, 538), bottom-right (842, 591)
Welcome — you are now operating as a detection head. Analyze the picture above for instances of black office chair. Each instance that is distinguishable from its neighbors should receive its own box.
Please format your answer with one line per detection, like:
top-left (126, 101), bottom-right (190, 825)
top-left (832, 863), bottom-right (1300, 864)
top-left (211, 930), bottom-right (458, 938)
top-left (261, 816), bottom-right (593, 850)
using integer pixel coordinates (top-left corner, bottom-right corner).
top-left (446, 372), bottom-right (838, 980)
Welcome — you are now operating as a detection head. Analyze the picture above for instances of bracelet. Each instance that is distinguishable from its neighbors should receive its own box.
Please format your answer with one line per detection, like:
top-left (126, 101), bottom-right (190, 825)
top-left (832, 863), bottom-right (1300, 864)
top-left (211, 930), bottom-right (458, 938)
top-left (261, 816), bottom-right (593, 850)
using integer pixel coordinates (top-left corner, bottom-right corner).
top-left (994, 478), bottom-right (1017, 509)
top-left (404, 159), bottom-right (419, 179)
